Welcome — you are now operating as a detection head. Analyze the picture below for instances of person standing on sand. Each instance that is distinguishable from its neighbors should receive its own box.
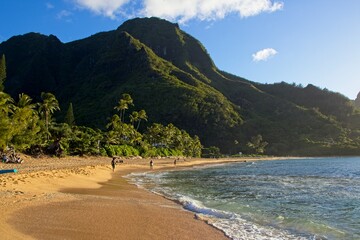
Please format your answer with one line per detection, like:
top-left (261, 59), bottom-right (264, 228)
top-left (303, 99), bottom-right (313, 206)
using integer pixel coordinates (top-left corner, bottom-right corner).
top-left (111, 157), bottom-right (116, 172)
top-left (150, 160), bottom-right (154, 169)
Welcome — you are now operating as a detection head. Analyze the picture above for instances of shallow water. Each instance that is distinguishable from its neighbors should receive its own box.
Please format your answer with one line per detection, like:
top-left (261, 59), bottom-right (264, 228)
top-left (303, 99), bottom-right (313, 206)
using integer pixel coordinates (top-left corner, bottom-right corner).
top-left (126, 157), bottom-right (360, 240)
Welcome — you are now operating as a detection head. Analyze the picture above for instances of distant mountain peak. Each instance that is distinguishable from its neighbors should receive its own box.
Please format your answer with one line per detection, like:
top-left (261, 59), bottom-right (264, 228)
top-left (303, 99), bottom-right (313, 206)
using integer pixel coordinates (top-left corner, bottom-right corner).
top-left (117, 17), bottom-right (180, 31)
top-left (117, 17), bottom-right (217, 85)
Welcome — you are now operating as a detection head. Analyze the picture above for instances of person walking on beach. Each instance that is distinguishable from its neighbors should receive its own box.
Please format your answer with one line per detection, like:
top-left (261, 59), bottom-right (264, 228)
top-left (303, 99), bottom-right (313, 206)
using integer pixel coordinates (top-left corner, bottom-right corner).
top-left (111, 157), bottom-right (116, 172)
top-left (150, 160), bottom-right (154, 169)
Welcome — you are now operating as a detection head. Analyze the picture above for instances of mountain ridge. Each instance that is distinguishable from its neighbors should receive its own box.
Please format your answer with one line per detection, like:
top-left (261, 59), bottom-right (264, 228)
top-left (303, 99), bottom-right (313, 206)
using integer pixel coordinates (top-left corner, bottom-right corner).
top-left (1, 17), bottom-right (360, 155)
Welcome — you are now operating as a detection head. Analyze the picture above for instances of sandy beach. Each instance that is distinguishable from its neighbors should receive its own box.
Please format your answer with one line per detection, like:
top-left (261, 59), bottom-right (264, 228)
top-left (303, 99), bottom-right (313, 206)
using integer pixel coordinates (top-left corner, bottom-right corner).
top-left (0, 155), bottom-right (279, 239)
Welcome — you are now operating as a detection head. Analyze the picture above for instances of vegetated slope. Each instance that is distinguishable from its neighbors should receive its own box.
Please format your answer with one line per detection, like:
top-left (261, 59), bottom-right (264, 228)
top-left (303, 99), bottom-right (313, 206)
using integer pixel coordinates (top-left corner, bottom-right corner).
top-left (0, 21), bottom-right (242, 151)
top-left (355, 92), bottom-right (360, 108)
top-left (117, 18), bottom-right (360, 155)
top-left (1, 17), bottom-right (360, 155)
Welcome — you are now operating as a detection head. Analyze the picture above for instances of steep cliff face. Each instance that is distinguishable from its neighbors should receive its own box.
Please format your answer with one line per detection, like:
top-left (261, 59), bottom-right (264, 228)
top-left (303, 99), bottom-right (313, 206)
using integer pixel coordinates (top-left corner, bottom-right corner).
top-left (355, 92), bottom-right (360, 108)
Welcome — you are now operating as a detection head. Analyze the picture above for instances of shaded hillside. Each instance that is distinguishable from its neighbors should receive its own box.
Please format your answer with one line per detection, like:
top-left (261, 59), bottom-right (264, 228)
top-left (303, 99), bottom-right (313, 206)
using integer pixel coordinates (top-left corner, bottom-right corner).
top-left (355, 92), bottom-right (360, 108)
top-left (1, 33), bottom-right (62, 98)
top-left (1, 17), bottom-right (360, 155)
top-left (258, 82), bottom-right (354, 121)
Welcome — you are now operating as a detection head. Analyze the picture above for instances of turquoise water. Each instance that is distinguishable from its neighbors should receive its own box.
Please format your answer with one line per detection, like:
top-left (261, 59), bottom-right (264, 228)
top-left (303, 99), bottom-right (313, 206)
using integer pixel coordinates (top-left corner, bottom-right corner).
top-left (126, 157), bottom-right (360, 240)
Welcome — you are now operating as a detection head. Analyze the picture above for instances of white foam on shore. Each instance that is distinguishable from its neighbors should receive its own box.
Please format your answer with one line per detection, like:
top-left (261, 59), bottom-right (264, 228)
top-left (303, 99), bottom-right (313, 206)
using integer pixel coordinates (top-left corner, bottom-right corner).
top-left (125, 172), bottom-right (311, 240)
top-left (125, 171), bottom-right (169, 189)
top-left (177, 195), bottom-right (310, 240)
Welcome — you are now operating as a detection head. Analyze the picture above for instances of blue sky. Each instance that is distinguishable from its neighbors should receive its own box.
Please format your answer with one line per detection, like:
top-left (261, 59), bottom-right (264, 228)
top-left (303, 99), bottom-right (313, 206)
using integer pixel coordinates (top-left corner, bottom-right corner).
top-left (1, 0), bottom-right (359, 99)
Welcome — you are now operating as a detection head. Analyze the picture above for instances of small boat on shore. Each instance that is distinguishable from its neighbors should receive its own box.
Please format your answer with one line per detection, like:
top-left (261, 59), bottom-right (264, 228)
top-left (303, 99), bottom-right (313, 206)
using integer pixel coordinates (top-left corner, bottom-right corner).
top-left (0, 169), bottom-right (18, 174)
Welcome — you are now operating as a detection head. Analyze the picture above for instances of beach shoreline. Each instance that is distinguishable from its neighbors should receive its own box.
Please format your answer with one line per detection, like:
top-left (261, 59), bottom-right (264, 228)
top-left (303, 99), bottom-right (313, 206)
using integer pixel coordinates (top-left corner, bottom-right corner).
top-left (0, 155), bottom-right (290, 239)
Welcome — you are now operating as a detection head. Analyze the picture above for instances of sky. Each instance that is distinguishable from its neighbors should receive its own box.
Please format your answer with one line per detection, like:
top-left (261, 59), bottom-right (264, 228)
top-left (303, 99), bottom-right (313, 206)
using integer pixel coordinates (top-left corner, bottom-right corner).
top-left (1, 0), bottom-right (359, 99)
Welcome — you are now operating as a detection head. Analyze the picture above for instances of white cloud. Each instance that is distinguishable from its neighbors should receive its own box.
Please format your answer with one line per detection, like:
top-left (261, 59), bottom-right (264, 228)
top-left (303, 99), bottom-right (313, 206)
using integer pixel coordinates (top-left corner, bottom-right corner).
top-left (46, 3), bottom-right (55, 9)
top-left (73, 0), bottom-right (131, 19)
top-left (57, 10), bottom-right (73, 20)
top-left (142, 0), bottom-right (283, 23)
top-left (252, 48), bottom-right (278, 62)
top-left (70, 0), bottom-right (283, 22)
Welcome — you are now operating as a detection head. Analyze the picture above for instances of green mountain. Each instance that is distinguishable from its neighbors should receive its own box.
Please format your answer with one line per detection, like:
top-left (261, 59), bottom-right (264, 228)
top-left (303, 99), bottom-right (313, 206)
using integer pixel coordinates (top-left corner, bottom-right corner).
top-left (1, 17), bottom-right (360, 156)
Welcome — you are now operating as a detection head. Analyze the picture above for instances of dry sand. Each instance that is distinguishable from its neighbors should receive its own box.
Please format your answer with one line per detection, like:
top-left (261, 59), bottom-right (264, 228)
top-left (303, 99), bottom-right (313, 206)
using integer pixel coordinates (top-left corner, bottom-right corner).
top-left (0, 155), bottom-right (281, 239)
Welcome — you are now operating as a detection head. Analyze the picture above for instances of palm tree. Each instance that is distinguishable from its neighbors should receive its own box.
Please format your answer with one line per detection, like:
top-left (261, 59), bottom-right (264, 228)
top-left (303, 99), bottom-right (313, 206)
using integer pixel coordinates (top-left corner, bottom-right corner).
top-left (122, 93), bottom-right (133, 106)
top-left (11, 94), bottom-right (40, 150)
top-left (114, 93), bottom-right (133, 122)
top-left (136, 109), bottom-right (147, 131)
top-left (130, 111), bottom-right (139, 127)
top-left (38, 92), bottom-right (60, 139)
top-left (114, 99), bottom-right (128, 122)
top-left (17, 93), bottom-right (35, 109)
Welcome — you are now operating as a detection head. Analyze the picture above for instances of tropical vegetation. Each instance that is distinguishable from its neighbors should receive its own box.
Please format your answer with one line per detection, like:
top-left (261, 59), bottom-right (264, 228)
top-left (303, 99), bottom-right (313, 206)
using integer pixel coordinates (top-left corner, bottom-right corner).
top-left (0, 92), bottom-right (202, 158)
top-left (1, 17), bottom-right (360, 156)
top-left (0, 55), bottom-right (202, 158)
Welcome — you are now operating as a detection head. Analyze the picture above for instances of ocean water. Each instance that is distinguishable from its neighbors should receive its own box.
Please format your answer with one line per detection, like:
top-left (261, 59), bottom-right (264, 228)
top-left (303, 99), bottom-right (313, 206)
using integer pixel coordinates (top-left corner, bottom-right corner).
top-left (126, 157), bottom-right (360, 240)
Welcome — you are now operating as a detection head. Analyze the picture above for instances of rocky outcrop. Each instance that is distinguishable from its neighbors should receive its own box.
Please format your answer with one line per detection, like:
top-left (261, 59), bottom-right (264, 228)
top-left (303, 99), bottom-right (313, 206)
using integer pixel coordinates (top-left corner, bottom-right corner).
top-left (355, 92), bottom-right (360, 107)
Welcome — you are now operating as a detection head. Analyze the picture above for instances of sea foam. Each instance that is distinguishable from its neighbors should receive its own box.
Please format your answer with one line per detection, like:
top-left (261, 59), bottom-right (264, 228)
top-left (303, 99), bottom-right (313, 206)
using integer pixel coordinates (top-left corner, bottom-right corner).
top-left (177, 195), bottom-right (307, 240)
top-left (125, 172), bottom-right (309, 240)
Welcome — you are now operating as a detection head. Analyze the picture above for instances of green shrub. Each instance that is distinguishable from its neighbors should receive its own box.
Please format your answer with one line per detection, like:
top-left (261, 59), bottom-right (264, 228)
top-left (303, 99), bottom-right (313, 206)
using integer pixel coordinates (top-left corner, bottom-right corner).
top-left (141, 148), bottom-right (157, 158)
top-left (99, 147), bottom-right (108, 156)
top-left (104, 144), bottom-right (140, 157)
